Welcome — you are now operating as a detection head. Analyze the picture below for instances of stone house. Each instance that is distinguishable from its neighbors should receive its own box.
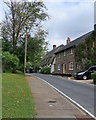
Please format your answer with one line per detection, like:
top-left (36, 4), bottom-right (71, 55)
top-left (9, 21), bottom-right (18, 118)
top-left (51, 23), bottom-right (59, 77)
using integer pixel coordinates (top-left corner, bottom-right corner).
top-left (54, 31), bottom-right (94, 76)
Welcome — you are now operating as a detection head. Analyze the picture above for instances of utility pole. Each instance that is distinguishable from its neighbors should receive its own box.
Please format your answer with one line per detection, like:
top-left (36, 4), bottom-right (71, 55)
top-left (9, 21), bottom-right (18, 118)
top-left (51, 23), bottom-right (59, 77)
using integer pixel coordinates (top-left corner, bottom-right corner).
top-left (24, 27), bottom-right (27, 76)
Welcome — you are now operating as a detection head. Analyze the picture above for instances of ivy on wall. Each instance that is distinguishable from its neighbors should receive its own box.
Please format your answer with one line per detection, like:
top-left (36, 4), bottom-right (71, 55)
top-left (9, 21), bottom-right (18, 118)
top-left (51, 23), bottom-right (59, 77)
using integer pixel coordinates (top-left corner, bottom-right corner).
top-left (74, 31), bottom-right (96, 71)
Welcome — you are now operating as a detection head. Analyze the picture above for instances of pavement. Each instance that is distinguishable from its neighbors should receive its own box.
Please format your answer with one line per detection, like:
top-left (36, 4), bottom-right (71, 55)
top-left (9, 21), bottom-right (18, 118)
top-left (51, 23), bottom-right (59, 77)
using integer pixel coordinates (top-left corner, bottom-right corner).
top-left (26, 75), bottom-right (91, 119)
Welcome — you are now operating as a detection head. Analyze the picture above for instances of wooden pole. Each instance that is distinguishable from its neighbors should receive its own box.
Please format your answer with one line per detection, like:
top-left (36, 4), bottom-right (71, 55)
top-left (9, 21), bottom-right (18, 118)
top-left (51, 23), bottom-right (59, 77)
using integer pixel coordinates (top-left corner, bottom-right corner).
top-left (24, 27), bottom-right (27, 76)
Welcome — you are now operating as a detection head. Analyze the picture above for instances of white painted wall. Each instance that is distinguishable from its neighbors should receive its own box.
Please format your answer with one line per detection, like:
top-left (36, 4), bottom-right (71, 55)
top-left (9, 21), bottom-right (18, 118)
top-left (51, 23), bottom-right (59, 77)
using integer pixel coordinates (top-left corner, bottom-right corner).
top-left (51, 57), bottom-right (56, 73)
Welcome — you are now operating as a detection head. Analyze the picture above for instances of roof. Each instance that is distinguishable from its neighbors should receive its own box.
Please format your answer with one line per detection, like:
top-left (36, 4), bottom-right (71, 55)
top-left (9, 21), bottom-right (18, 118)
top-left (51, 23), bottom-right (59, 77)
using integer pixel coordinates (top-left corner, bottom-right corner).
top-left (55, 31), bottom-right (93, 54)
top-left (40, 44), bottom-right (64, 66)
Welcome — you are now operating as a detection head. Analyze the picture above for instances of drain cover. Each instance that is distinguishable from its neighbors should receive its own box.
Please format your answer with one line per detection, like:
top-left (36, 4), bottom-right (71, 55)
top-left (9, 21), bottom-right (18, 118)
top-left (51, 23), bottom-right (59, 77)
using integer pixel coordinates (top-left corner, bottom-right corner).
top-left (48, 100), bottom-right (56, 103)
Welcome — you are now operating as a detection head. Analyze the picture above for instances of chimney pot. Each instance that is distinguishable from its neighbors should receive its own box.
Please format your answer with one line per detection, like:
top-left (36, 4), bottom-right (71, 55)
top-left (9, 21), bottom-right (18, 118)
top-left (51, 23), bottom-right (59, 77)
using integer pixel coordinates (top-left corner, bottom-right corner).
top-left (53, 45), bottom-right (56, 49)
top-left (66, 37), bottom-right (70, 44)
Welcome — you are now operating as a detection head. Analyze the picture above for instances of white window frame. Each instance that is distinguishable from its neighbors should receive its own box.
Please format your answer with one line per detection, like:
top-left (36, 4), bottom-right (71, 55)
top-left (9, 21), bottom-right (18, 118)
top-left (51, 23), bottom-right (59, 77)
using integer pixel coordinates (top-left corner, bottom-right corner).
top-left (69, 62), bottom-right (74, 70)
top-left (58, 64), bottom-right (61, 70)
top-left (64, 51), bottom-right (66, 56)
top-left (58, 53), bottom-right (60, 58)
top-left (70, 48), bottom-right (73, 54)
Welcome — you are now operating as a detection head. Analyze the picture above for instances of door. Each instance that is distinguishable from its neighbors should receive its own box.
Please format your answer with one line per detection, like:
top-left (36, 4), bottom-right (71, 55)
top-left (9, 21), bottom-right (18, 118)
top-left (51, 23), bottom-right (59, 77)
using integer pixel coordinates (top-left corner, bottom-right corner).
top-left (63, 64), bottom-right (66, 74)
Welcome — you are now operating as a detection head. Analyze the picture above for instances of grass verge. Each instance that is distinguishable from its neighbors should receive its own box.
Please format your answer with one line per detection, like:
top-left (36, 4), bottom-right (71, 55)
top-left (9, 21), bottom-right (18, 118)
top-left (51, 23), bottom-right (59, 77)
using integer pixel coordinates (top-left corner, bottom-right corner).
top-left (2, 73), bottom-right (36, 118)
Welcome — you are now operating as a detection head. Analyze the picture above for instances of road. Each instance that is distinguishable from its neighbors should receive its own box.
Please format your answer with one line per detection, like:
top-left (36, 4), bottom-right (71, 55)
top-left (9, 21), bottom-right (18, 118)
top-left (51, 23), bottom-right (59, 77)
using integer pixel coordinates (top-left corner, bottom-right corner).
top-left (31, 73), bottom-right (96, 118)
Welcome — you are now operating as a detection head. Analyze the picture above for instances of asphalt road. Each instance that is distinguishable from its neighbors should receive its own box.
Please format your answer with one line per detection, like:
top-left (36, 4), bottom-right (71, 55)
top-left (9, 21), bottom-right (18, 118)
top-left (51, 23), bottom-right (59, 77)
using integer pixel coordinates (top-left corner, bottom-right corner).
top-left (31, 73), bottom-right (96, 117)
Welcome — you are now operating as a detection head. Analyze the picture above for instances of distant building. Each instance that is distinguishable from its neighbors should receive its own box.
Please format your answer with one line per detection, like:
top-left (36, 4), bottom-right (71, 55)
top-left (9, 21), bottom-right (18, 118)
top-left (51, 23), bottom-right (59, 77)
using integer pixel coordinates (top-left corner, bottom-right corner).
top-left (54, 31), bottom-right (93, 75)
top-left (40, 44), bottom-right (64, 73)
top-left (40, 24), bottom-right (96, 76)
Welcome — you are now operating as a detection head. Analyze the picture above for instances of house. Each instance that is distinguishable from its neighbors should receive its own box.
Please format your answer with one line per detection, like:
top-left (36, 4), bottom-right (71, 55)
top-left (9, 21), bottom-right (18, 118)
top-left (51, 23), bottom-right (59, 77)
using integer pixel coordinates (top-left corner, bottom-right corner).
top-left (40, 44), bottom-right (64, 73)
top-left (54, 27), bottom-right (96, 76)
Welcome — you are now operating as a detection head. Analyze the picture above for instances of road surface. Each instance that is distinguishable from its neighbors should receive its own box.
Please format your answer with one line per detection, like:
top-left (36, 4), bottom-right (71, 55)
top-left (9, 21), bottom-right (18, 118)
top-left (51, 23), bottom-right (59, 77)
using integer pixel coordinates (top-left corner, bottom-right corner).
top-left (31, 73), bottom-right (96, 117)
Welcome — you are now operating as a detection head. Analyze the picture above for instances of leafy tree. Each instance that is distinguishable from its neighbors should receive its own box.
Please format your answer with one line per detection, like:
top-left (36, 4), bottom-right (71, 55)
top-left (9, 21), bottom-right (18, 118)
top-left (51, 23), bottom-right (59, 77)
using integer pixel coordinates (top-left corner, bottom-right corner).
top-left (2, 0), bottom-right (49, 72)
top-left (2, 0), bottom-right (48, 54)
top-left (17, 29), bottom-right (49, 71)
top-left (27, 29), bottom-right (48, 68)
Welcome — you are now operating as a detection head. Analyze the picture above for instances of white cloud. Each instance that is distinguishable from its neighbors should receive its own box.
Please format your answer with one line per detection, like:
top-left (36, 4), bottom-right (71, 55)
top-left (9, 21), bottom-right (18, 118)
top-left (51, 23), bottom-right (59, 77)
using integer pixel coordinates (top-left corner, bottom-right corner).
top-left (44, 0), bottom-right (95, 3)
top-left (43, 1), bottom-right (94, 50)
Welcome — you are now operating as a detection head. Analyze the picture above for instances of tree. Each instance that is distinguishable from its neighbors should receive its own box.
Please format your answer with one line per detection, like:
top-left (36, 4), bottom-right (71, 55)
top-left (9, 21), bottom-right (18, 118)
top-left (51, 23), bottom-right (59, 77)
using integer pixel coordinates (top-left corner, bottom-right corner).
top-left (17, 29), bottom-right (49, 71)
top-left (2, 0), bottom-right (48, 54)
top-left (2, 51), bottom-right (19, 73)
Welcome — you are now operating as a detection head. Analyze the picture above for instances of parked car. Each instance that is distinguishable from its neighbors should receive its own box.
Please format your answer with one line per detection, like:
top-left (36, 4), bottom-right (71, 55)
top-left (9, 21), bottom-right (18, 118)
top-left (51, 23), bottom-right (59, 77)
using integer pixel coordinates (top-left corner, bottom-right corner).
top-left (74, 65), bottom-right (96, 80)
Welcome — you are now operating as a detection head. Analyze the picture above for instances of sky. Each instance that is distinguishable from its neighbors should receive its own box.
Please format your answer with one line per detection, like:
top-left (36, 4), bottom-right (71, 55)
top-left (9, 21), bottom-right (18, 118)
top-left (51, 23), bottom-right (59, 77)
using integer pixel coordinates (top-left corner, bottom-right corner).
top-left (43, 0), bottom-right (95, 50)
top-left (0, 0), bottom-right (95, 50)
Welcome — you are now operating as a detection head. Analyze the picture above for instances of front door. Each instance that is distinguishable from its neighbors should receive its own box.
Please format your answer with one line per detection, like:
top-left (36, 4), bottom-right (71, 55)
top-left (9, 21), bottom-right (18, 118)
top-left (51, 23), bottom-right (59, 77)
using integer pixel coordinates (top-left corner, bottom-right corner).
top-left (63, 64), bottom-right (66, 74)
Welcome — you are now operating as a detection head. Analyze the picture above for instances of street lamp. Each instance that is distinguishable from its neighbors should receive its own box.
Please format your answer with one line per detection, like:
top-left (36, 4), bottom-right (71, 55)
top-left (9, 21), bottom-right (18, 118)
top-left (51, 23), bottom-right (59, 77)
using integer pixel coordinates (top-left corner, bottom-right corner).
top-left (24, 26), bottom-right (27, 76)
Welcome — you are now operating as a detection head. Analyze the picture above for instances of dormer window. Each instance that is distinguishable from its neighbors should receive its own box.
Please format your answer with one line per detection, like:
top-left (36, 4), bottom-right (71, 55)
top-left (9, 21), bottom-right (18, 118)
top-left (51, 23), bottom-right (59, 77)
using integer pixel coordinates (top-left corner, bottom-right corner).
top-left (64, 51), bottom-right (66, 56)
top-left (70, 48), bottom-right (73, 54)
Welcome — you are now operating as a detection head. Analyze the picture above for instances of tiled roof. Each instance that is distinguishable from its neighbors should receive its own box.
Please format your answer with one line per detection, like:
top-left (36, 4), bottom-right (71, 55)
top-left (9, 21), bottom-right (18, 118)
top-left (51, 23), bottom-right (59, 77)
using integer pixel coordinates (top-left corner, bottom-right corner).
top-left (55, 31), bottom-right (93, 54)
top-left (40, 44), bottom-right (64, 66)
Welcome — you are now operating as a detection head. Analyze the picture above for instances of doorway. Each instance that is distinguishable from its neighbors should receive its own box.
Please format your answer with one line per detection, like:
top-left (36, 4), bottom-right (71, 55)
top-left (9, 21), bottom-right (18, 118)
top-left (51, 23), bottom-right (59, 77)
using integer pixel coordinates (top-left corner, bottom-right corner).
top-left (63, 64), bottom-right (67, 74)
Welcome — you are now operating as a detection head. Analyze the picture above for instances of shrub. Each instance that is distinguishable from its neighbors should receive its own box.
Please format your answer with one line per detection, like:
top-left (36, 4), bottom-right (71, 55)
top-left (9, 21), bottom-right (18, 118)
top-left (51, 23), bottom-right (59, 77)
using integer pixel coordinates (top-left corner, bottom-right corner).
top-left (2, 52), bottom-right (19, 73)
top-left (26, 62), bottom-right (32, 69)
top-left (91, 73), bottom-right (96, 84)
top-left (40, 67), bottom-right (50, 74)
top-left (18, 64), bottom-right (24, 72)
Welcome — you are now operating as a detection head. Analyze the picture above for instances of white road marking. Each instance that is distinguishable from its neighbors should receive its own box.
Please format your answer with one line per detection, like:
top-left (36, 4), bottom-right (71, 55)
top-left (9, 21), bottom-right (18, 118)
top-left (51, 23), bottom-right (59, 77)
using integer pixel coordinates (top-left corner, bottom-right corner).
top-left (36, 76), bottom-right (96, 120)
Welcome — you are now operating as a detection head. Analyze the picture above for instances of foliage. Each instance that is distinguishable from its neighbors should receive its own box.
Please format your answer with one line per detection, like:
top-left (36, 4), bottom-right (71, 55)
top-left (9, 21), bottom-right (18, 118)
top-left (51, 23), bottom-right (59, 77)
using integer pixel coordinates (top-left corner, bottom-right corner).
top-left (91, 73), bottom-right (96, 84)
top-left (2, 73), bottom-right (36, 118)
top-left (26, 62), bottom-right (32, 69)
top-left (40, 67), bottom-right (50, 74)
top-left (27, 30), bottom-right (48, 71)
top-left (16, 31), bottom-right (48, 71)
top-left (2, 1), bottom-right (48, 54)
top-left (74, 31), bottom-right (96, 71)
top-left (2, 1), bottom-right (49, 72)
top-left (2, 52), bottom-right (19, 73)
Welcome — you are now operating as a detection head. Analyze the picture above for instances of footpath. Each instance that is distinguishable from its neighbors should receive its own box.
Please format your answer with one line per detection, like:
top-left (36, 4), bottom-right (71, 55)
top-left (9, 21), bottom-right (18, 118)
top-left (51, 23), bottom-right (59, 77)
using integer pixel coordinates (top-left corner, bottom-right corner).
top-left (26, 75), bottom-right (91, 119)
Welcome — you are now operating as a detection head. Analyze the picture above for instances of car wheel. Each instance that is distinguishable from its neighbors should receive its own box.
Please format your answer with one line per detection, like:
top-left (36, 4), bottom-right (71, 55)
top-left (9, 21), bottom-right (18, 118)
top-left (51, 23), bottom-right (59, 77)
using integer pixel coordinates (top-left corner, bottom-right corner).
top-left (83, 75), bottom-right (87, 80)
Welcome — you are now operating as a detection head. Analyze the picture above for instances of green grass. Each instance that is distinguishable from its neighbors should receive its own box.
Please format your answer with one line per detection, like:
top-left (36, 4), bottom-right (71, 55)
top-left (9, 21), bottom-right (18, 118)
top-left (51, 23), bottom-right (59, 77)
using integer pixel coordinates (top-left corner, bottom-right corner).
top-left (2, 73), bottom-right (36, 118)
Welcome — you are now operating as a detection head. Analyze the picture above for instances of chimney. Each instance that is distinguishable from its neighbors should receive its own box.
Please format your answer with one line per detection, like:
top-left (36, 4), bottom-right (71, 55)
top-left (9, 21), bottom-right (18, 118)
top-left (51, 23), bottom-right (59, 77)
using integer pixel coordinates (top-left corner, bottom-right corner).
top-left (66, 37), bottom-right (70, 44)
top-left (53, 45), bottom-right (56, 49)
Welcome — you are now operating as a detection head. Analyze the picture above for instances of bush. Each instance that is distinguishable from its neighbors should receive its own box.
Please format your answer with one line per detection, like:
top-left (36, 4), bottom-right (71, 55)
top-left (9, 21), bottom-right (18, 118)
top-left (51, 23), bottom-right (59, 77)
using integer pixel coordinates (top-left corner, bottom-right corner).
top-left (18, 64), bottom-right (24, 72)
top-left (91, 73), bottom-right (96, 84)
top-left (2, 52), bottom-right (19, 73)
top-left (40, 67), bottom-right (50, 74)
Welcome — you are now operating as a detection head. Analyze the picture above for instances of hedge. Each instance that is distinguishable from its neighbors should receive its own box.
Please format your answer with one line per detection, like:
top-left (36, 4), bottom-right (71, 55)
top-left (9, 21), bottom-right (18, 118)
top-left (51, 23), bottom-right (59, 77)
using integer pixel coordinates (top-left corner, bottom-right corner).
top-left (40, 67), bottom-right (50, 74)
top-left (91, 73), bottom-right (96, 84)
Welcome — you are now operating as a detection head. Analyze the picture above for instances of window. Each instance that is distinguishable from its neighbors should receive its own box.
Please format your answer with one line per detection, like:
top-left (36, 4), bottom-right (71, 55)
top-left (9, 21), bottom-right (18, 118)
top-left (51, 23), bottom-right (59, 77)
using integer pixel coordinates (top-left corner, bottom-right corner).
top-left (69, 62), bottom-right (74, 70)
top-left (58, 64), bottom-right (61, 70)
top-left (58, 53), bottom-right (60, 58)
top-left (64, 51), bottom-right (66, 56)
top-left (70, 48), bottom-right (73, 54)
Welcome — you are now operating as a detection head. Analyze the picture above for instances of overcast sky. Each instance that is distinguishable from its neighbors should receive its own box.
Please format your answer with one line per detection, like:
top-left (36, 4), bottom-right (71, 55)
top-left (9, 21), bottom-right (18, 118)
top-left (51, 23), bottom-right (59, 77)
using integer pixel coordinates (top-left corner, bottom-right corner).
top-left (43, 0), bottom-right (95, 50)
top-left (0, 0), bottom-right (95, 51)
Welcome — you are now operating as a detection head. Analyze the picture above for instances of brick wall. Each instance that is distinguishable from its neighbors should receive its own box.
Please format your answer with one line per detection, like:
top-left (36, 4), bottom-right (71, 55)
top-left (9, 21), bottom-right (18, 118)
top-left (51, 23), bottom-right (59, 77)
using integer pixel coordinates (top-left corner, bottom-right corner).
top-left (55, 47), bottom-right (76, 76)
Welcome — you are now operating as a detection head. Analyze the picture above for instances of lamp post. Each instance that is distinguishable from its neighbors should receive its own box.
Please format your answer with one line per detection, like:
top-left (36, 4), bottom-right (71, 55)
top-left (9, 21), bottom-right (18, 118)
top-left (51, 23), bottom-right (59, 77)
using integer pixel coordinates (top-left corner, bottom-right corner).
top-left (24, 26), bottom-right (27, 76)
